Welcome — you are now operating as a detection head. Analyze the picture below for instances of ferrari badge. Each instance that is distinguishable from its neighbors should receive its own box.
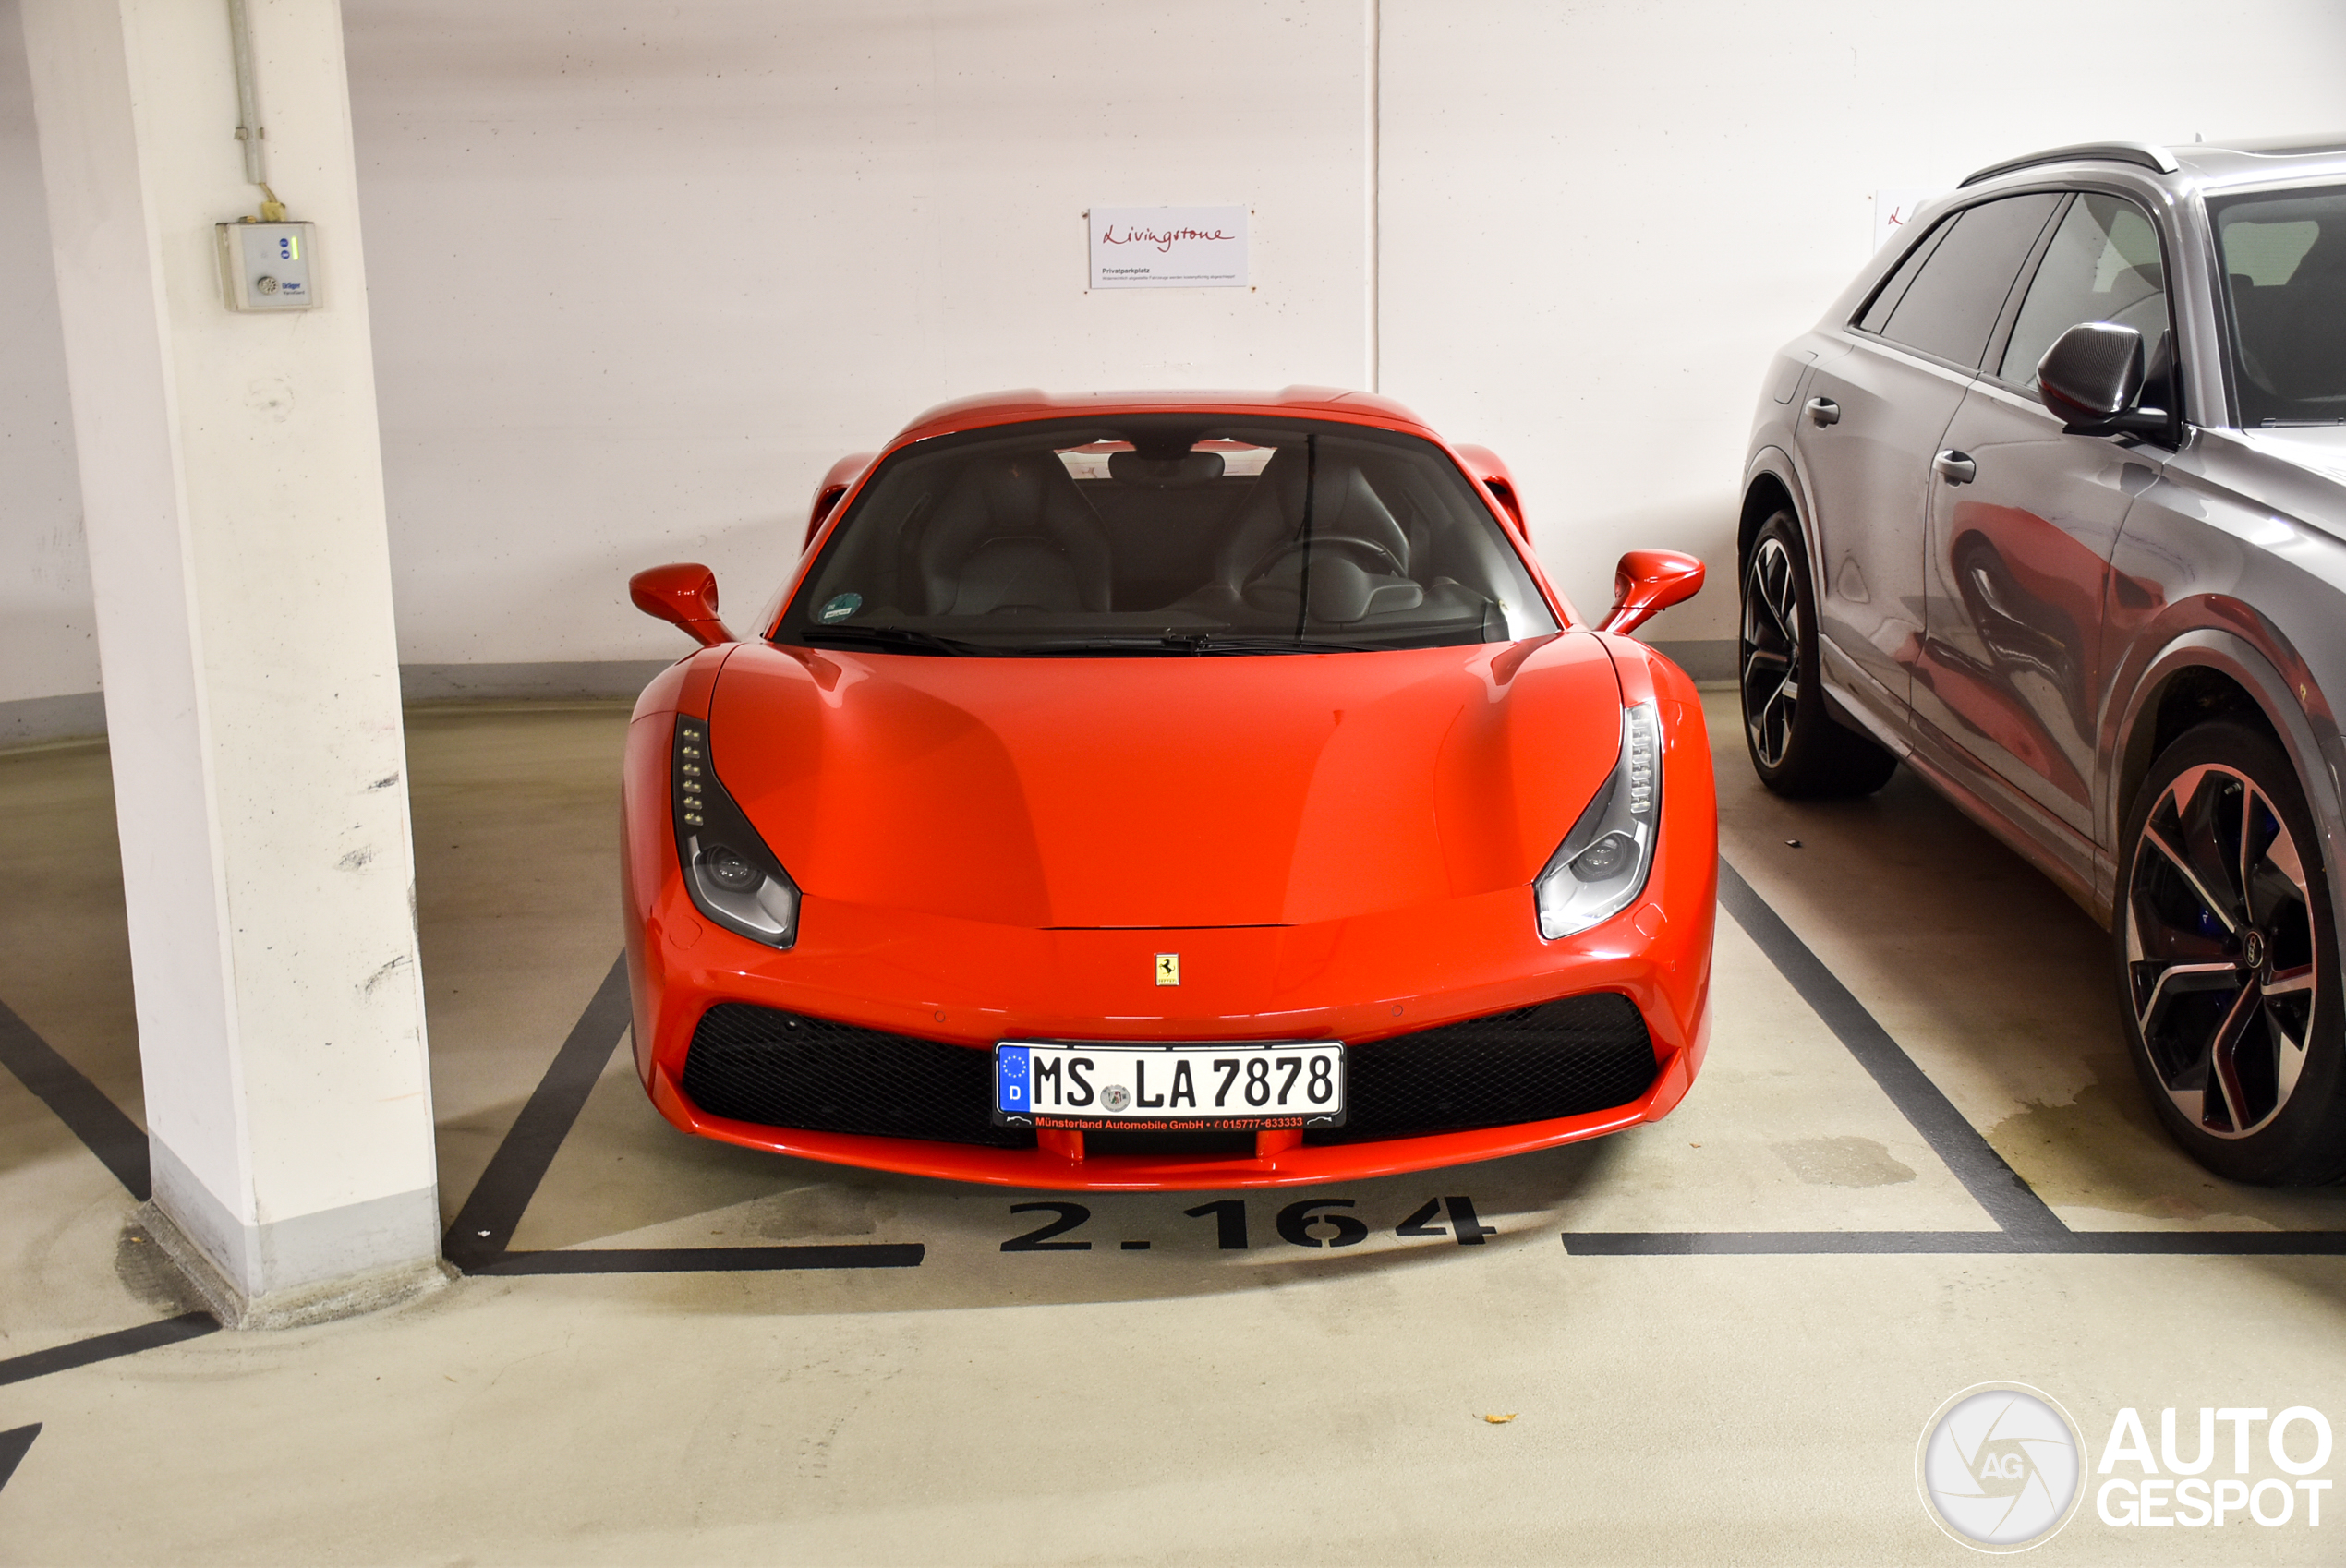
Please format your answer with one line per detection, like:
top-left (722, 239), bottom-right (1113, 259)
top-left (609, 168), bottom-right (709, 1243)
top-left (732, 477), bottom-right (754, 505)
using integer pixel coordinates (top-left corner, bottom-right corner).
top-left (1155, 953), bottom-right (1180, 986)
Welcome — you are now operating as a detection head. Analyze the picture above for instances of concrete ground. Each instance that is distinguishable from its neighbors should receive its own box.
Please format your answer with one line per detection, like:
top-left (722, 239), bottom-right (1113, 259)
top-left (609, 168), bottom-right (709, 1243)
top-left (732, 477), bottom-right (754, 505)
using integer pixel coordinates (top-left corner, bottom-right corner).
top-left (4, 691), bottom-right (2346, 1564)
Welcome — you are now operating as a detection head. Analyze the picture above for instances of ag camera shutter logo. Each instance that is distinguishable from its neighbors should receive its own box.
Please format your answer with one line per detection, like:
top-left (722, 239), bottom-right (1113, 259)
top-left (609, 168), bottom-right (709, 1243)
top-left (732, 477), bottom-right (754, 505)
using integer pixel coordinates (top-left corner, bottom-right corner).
top-left (1917, 1383), bottom-right (2086, 1551)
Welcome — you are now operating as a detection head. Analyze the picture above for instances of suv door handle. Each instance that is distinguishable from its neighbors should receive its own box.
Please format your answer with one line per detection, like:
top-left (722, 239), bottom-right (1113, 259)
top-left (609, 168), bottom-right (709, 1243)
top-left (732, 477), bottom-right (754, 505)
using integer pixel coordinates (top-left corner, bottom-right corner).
top-left (1934, 450), bottom-right (1977, 485)
top-left (1806, 397), bottom-right (1841, 427)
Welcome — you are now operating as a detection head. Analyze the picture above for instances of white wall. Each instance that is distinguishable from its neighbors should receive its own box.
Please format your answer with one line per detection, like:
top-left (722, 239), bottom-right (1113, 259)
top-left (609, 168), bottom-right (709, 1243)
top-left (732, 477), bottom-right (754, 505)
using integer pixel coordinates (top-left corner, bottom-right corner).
top-left (346, 0), bottom-right (1370, 667)
top-left (8, 0), bottom-right (2346, 705)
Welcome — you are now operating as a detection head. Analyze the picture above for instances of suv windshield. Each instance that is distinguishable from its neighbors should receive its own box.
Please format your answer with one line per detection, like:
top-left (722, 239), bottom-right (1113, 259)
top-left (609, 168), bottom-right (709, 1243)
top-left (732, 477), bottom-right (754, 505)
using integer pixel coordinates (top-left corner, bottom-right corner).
top-left (2214, 185), bottom-right (2346, 426)
top-left (774, 415), bottom-right (1557, 655)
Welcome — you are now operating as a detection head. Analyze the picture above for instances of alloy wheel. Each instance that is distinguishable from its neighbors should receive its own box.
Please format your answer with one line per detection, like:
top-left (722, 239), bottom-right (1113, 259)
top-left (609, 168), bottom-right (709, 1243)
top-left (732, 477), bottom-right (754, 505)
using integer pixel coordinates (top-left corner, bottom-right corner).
top-left (2124, 762), bottom-right (2318, 1139)
top-left (1741, 537), bottom-right (1800, 769)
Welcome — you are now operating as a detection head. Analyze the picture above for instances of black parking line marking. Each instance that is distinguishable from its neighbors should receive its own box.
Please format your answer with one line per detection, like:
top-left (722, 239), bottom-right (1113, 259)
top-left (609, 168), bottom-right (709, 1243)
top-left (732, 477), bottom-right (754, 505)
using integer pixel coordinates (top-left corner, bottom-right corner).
top-left (0, 995), bottom-right (150, 1200)
top-left (441, 954), bottom-right (631, 1271)
top-left (1565, 863), bottom-right (2346, 1257)
top-left (477, 1244), bottom-right (925, 1273)
top-left (0, 1423), bottom-right (37, 1494)
top-left (2047, 1232), bottom-right (2346, 1255)
top-left (1569, 1232), bottom-right (2027, 1255)
top-left (1565, 1230), bottom-right (2346, 1256)
top-left (0, 1311), bottom-right (216, 1388)
top-left (1712, 859), bottom-right (2068, 1241)
top-left (440, 959), bottom-right (927, 1276)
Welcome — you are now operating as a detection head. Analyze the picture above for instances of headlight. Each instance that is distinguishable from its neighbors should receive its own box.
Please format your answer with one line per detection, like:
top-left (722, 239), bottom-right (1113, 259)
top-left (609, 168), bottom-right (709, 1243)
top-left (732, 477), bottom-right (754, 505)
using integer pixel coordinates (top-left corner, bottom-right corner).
top-left (1534, 702), bottom-right (1661, 939)
top-left (671, 717), bottom-right (800, 947)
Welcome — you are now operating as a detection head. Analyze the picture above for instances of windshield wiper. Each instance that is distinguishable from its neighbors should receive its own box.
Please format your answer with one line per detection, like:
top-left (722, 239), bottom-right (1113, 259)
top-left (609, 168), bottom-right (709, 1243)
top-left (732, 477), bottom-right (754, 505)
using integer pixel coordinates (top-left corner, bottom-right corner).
top-left (1182, 633), bottom-right (1382, 654)
top-left (796, 624), bottom-right (991, 657)
top-left (1010, 633), bottom-right (1382, 656)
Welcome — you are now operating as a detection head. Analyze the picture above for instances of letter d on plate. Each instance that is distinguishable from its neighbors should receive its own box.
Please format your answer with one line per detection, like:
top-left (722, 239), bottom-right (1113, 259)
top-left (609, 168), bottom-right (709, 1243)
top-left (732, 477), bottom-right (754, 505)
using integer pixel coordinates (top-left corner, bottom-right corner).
top-left (997, 1045), bottom-right (1030, 1112)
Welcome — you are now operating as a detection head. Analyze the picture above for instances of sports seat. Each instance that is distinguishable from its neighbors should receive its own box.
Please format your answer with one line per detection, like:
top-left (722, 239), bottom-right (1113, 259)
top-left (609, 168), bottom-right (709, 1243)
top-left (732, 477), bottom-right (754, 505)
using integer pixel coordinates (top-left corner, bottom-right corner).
top-left (914, 453), bottom-right (1112, 615)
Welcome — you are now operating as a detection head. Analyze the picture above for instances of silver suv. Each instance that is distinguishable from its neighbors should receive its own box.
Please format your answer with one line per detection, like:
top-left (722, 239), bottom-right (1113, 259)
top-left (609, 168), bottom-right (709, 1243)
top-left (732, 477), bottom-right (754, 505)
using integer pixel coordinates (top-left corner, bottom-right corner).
top-left (1740, 138), bottom-right (2346, 1184)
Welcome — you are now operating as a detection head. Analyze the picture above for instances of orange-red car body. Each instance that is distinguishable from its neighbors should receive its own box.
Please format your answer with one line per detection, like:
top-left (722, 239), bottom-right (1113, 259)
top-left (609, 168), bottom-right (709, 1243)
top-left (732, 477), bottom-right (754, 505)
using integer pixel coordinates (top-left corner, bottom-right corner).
top-left (623, 389), bottom-right (1715, 1189)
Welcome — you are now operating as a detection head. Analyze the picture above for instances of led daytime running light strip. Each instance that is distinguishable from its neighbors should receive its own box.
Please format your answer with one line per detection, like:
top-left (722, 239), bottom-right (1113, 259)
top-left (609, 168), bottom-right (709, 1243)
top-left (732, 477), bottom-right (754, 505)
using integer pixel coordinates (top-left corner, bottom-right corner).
top-left (678, 723), bottom-right (707, 828)
top-left (670, 716), bottom-right (801, 948)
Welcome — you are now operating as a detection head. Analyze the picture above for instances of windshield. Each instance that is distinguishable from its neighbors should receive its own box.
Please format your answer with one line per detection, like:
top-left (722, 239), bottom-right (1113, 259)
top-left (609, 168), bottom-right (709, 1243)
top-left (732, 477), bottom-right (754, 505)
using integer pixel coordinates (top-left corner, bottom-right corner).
top-left (2214, 185), bottom-right (2346, 426)
top-left (772, 415), bottom-right (1558, 655)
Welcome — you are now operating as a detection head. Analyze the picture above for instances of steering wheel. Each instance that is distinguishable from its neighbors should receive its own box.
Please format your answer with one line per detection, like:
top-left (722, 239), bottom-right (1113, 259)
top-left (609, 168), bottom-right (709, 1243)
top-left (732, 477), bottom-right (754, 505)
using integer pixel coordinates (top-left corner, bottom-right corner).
top-left (1246, 534), bottom-right (1408, 585)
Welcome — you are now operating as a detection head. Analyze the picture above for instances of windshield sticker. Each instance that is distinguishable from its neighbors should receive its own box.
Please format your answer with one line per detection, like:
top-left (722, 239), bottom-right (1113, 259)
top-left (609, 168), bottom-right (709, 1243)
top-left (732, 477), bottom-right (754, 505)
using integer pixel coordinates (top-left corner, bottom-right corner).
top-left (818, 592), bottom-right (864, 623)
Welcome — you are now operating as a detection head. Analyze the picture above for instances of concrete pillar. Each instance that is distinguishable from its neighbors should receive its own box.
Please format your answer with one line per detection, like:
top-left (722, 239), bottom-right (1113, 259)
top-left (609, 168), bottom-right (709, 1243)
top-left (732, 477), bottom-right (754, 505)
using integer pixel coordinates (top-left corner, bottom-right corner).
top-left (18, 0), bottom-right (441, 1326)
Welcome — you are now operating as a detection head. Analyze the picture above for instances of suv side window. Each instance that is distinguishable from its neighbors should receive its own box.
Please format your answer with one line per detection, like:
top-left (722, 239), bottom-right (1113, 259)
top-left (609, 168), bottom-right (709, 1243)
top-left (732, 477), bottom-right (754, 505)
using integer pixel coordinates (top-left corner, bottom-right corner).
top-left (1857, 221), bottom-right (1951, 335)
top-left (1861, 194), bottom-right (2062, 368)
top-left (1998, 195), bottom-right (2170, 388)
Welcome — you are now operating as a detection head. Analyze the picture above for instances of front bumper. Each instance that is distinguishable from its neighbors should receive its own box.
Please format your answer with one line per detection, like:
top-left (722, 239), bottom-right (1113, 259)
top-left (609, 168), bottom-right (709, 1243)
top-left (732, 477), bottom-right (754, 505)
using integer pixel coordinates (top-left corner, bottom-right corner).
top-left (618, 645), bottom-right (1714, 1191)
top-left (648, 1034), bottom-right (1698, 1192)
top-left (667, 989), bottom-right (1678, 1190)
top-left (623, 804), bottom-right (1714, 1193)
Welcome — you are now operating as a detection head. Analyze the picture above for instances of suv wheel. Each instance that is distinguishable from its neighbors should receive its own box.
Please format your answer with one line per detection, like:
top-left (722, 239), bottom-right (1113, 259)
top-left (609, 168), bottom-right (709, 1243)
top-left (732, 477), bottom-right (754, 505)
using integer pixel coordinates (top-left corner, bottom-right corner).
top-left (2117, 720), bottom-right (2346, 1184)
top-left (1738, 510), bottom-right (1897, 798)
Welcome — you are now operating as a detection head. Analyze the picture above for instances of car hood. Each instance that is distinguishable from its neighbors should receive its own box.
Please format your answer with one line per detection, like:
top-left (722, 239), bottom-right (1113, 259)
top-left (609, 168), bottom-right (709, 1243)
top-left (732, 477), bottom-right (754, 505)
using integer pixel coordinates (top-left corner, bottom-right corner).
top-left (705, 635), bottom-right (1626, 929)
top-left (2233, 423), bottom-right (2346, 479)
top-left (2207, 427), bottom-right (2346, 543)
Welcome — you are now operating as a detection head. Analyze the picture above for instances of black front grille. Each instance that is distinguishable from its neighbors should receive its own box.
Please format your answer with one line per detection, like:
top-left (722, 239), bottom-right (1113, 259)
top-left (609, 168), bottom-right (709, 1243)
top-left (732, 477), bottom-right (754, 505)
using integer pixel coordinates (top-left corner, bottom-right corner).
top-left (683, 993), bottom-right (1655, 1154)
top-left (1306, 993), bottom-right (1657, 1144)
top-left (682, 1003), bottom-right (1034, 1149)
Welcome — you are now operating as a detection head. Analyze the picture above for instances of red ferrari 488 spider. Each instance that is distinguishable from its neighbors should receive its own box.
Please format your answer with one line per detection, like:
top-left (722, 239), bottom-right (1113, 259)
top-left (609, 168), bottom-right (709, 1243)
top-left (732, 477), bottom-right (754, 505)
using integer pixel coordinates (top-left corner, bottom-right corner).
top-left (622, 388), bottom-right (1715, 1189)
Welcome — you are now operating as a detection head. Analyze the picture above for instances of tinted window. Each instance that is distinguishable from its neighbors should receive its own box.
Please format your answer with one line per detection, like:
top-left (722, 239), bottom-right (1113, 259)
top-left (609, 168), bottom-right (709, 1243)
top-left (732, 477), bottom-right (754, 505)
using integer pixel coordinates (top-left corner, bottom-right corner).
top-left (2000, 196), bottom-right (2169, 385)
top-left (1857, 221), bottom-right (1951, 334)
top-left (1876, 194), bottom-right (2062, 367)
top-left (777, 416), bottom-right (1558, 655)
top-left (2213, 185), bottom-right (2346, 425)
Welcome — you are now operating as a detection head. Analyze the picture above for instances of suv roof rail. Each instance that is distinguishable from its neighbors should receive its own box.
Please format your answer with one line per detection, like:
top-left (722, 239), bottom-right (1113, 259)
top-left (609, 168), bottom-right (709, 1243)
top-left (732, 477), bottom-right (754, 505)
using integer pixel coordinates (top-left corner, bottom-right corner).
top-left (1960, 140), bottom-right (2182, 187)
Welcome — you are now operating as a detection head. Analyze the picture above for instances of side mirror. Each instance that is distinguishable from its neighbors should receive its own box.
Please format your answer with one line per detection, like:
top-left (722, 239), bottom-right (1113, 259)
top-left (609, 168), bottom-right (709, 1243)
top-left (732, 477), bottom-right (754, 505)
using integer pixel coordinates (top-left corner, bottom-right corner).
top-left (629, 562), bottom-right (733, 648)
top-left (1453, 442), bottom-right (1529, 540)
top-left (805, 451), bottom-right (879, 550)
top-left (1599, 549), bottom-right (1705, 637)
top-left (2038, 321), bottom-right (2166, 435)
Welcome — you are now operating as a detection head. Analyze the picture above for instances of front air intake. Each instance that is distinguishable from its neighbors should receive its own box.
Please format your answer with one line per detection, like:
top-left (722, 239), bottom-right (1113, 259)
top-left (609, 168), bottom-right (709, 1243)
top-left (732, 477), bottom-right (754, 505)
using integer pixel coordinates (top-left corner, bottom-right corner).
top-left (1304, 993), bottom-right (1657, 1144)
top-left (682, 993), bottom-right (1656, 1153)
top-left (681, 1004), bottom-right (1034, 1149)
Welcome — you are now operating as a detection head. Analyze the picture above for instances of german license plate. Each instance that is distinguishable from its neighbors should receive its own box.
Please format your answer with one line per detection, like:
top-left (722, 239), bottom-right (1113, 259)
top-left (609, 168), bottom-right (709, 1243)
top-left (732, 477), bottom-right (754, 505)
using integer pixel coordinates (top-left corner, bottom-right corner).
top-left (992, 1041), bottom-right (1346, 1130)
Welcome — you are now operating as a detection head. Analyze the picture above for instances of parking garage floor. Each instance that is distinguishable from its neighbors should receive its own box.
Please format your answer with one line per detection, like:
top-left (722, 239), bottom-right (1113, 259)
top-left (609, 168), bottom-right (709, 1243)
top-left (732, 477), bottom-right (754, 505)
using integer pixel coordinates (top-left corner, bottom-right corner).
top-left (5, 693), bottom-right (2346, 1564)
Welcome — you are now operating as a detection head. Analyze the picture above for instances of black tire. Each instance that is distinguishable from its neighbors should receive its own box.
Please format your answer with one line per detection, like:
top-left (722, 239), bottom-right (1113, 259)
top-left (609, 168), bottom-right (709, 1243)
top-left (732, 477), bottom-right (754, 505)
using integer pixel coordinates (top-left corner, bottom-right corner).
top-left (1737, 510), bottom-right (1898, 798)
top-left (2115, 720), bottom-right (2346, 1184)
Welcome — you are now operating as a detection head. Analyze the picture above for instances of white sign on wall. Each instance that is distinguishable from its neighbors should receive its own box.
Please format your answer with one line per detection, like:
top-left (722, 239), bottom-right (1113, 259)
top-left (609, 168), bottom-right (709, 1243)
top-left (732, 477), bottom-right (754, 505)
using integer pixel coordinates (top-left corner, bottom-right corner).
top-left (1874, 187), bottom-right (1935, 251)
top-left (1088, 205), bottom-right (1250, 289)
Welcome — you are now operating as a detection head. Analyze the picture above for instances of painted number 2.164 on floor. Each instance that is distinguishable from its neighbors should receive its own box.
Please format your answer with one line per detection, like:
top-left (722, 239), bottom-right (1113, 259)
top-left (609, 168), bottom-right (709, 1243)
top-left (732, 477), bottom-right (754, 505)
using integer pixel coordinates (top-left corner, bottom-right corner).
top-left (1001, 1197), bottom-right (1496, 1251)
